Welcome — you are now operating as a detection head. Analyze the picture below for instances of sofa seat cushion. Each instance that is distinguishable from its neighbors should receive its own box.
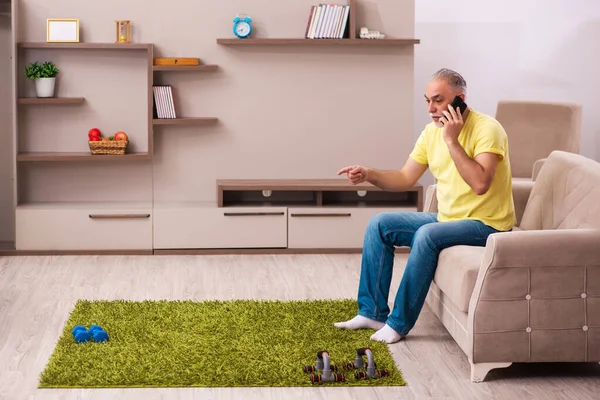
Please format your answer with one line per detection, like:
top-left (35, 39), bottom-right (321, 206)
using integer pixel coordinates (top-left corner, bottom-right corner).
top-left (434, 245), bottom-right (486, 312)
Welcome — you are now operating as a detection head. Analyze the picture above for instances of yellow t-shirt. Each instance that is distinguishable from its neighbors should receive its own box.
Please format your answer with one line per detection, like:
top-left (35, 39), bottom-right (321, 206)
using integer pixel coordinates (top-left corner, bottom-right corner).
top-left (409, 109), bottom-right (516, 231)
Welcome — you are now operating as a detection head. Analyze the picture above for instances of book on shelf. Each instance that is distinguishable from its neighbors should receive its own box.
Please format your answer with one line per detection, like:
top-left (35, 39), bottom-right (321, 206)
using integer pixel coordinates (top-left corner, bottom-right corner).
top-left (153, 85), bottom-right (177, 119)
top-left (305, 4), bottom-right (351, 39)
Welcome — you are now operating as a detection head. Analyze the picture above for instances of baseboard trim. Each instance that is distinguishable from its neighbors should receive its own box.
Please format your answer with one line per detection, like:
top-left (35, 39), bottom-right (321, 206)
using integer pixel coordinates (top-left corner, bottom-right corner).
top-left (1, 248), bottom-right (363, 256)
top-left (0, 247), bottom-right (410, 256)
top-left (0, 241), bottom-right (16, 255)
top-left (153, 247), bottom-right (410, 255)
top-left (0, 249), bottom-right (153, 256)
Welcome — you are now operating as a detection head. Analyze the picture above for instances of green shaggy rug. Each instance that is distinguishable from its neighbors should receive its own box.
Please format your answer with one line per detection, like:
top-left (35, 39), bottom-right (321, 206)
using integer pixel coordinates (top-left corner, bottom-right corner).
top-left (39, 299), bottom-right (406, 388)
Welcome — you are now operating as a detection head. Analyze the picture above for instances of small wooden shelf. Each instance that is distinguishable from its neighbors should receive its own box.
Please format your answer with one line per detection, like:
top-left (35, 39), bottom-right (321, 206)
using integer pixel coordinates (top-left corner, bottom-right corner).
top-left (153, 117), bottom-right (218, 126)
top-left (16, 201), bottom-right (153, 210)
top-left (153, 65), bottom-right (218, 72)
top-left (18, 97), bottom-right (85, 105)
top-left (217, 179), bottom-right (423, 209)
top-left (17, 42), bottom-right (152, 50)
top-left (216, 38), bottom-right (420, 46)
top-left (17, 152), bottom-right (150, 162)
top-left (218, 179), bottom-right (421, 191)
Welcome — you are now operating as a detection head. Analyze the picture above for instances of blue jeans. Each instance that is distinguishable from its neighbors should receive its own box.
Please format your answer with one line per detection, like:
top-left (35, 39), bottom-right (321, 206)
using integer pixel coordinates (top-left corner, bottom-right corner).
top-left (357, 212), bottom-right (501, 336)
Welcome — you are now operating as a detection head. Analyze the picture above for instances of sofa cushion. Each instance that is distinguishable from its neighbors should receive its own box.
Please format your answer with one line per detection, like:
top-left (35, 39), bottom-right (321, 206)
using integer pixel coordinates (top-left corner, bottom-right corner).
top-left (434, 245), bottom-right (486, 312)
top-left (494, 101), bottom-right (581, 178)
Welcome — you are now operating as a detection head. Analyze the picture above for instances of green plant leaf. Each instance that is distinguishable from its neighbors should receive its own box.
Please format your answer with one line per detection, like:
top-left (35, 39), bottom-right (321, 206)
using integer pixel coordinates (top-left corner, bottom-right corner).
top-left (25, 61), bottom-right (41, 80)
top-left (40, 61), bottom-right (59, 78)
top-left (25, 61), bottom-right (59, 79)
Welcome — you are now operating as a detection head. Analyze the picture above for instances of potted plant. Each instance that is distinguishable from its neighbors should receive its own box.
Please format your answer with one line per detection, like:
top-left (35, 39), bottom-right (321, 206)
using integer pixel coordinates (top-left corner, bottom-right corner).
top-left (25, 61), bottom-right (59, 98)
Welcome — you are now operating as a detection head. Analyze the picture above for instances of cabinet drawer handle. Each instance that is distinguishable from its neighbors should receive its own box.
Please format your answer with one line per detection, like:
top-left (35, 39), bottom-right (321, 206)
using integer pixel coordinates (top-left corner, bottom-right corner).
top-left (223, 212), bottom-right (285, 216)
top-left (290, 213), bottom-right (352, 217)
top-left (89, 214), bottom-right (151, 219)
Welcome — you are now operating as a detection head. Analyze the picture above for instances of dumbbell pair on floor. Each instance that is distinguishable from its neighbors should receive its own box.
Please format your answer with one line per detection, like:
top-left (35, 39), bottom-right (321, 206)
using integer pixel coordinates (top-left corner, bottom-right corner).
top-left (72, 325), bottom-right (109, 343)
top-left (343, 347), bottom-right (390, 380)
top-left (303, 348), bottom-right (389, 384)
top-left (303, 350), bottom-right (346, 383)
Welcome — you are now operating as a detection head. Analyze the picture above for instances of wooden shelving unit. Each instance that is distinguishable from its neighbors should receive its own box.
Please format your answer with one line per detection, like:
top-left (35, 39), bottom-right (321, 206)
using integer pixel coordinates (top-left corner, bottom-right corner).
top-left (153, 117), bottom-right (218, 126)
top-left (17, 97), bottom-right (85, 105)
top-left (16, 152), bottom-right (150, 162)
top-left (8, 0), bottom-right (417, 254)
top-left (17, 42), bottom-right (151, 50)
top-left (17, 41), bottom-right (156, 159)
top-left (153, 179), bottom-right (422, 255)
top-left (151, 60), bottom-right (219, 127)
top-left (153, 65), bottom-right (218, 72)
top-left (217, 38), bottom-right (419, 46)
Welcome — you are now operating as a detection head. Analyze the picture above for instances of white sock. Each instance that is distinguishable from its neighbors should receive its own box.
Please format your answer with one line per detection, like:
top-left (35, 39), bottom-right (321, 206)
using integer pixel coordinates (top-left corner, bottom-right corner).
top-left (370, 324), bottom-right (405, 344)
top-left (334, 315), bottom-right (385, 330)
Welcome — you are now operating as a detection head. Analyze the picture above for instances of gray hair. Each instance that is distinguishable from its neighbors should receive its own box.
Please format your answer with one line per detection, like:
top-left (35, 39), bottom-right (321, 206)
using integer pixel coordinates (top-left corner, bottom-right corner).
top-left (431, 68), bottom-right (467, 94)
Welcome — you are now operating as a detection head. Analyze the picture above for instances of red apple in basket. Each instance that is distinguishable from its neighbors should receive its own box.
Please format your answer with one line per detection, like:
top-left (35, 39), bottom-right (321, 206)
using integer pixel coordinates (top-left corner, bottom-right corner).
top-left (114, 131), bottom-right (128, 141)
top-left (88, 128), bottom-right (101, 140)
top-left (89, 136), bottom-right (101, 142)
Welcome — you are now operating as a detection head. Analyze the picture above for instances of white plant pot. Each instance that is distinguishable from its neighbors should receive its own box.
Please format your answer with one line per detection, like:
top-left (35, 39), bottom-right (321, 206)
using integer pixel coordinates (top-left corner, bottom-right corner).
top-left (34, 77), bottom-right (56, 98)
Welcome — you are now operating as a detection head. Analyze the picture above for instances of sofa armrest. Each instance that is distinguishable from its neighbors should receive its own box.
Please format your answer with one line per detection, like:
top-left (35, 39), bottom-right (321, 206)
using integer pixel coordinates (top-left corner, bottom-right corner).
top-left (532, 158), bottom-right (547, 181)
top-left (424, 184), bottom-right (438, 213)
top-left (481, 229), bottom-right (600, 269)
top-left (468, 229), bottom-right (600, 364)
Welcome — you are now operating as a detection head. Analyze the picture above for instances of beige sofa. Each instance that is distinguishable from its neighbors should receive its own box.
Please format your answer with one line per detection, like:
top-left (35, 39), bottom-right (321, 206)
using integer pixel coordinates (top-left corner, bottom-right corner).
top-left (423, 150), bottom-right (600, 382)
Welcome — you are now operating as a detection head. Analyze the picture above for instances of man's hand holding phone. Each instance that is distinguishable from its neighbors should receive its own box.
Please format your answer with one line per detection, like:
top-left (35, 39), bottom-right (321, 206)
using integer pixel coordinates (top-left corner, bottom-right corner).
top-left (441, 96), bottom-right (466, 145)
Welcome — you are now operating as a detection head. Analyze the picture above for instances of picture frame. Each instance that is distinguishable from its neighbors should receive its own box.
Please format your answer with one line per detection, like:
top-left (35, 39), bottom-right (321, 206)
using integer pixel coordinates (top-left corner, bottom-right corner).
top-left (47, 19), bottom-right (80, 43)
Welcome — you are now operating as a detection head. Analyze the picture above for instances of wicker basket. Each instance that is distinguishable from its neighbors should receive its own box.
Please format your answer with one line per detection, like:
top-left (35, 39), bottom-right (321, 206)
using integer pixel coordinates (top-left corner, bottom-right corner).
top-left (89, 140), bottom-right (128, 155)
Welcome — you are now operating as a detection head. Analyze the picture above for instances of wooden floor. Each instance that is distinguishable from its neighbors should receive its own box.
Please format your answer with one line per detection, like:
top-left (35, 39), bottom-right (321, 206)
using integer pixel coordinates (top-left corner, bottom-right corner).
top-left (1, 254), bottom-right (599, 400)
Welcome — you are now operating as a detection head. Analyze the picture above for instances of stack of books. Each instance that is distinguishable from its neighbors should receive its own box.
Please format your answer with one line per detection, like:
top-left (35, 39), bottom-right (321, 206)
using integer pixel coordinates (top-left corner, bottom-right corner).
top-left (153, 85), bottom-right (177, 119)
top-left (305, 4), bottom-right (351, 39)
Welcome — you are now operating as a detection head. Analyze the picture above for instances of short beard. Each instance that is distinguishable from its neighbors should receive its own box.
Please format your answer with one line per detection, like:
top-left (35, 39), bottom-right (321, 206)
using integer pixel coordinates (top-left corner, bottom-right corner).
top-left (431, 114), bottom-right (444, 128)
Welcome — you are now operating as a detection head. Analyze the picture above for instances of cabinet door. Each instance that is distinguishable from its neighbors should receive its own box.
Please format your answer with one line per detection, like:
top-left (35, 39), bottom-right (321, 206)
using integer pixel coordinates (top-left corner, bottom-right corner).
top-left (154, 204), bottom-right (287, 249)
top-left (16, 204), bottom-right (152, 251)
top-left (287, 207), bottom-right (415, 249)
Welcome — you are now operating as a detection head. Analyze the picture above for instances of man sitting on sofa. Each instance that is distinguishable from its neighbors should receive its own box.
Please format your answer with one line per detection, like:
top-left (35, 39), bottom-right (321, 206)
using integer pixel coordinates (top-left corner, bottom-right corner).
top-left (335, 68), bottom-right (516, 343)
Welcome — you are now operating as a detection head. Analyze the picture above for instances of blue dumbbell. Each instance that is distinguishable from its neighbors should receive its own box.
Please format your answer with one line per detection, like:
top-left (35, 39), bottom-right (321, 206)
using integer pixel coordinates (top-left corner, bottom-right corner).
top-left (89, 325), bottom-right (109, 343)
top-left (72, 325), bottom-right (91, 343)
top-left (88, 325), bottom-right (103, 335)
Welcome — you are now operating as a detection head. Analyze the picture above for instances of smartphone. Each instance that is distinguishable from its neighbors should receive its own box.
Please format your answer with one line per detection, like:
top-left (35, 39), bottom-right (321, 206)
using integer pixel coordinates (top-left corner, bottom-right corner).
top-left (450, 95), bottom-right (468, 114)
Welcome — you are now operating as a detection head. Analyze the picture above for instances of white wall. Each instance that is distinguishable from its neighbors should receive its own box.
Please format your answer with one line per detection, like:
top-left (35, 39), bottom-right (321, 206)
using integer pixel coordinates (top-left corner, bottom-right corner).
top-left (414, 0), bottom-right (600, 187)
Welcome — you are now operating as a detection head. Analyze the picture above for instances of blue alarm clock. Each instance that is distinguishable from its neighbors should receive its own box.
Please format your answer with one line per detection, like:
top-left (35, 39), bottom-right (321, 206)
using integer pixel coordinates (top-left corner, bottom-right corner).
top-left (233, 14), bottom-right (252, 39)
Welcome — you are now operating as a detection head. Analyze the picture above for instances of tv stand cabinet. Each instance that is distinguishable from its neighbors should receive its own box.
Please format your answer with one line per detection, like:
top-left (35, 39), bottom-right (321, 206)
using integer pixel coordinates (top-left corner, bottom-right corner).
top-left (153, 179), bottom-right (422, 254)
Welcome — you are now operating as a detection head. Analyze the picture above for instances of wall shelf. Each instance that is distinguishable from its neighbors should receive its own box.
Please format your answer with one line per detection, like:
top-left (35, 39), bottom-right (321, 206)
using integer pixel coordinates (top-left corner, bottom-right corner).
top-left (18, 97), bottom-right (85, 105)
top-left (216, 38), bottom-right (419, 46)
top-left (17, 42), bottom-right (152, 50)
top-left (153, 65), bottom-right (218, 72)
top-left (17, 152), bottom-right (150, 162)
top-left (153, 117), bottom-right (218, 126)
top-left (216, 0), bottom-right (420, 48)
